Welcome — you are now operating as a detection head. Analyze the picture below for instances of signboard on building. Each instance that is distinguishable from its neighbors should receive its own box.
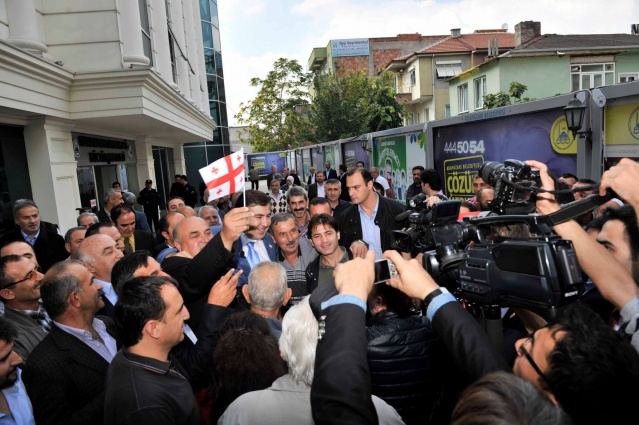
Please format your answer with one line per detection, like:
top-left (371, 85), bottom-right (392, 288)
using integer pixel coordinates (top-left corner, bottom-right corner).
top-left (330, 38), bottom-right (370, 57)
top-left (433, 109), bottom-right (577, 200)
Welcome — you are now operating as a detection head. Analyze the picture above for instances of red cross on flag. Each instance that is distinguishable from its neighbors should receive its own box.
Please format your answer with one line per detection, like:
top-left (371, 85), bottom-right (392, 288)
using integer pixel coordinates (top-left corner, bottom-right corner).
top-left (199, 148), bottom-right (245, 202)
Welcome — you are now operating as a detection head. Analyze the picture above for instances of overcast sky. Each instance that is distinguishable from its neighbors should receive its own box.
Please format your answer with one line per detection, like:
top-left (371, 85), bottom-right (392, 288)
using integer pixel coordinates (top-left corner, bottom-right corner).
top-left (218, 0), bottom-right (638, 126)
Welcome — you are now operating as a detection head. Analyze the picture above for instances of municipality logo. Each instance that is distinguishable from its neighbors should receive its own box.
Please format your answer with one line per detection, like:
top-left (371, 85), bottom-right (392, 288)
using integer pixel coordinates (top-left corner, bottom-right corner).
top-left (550, 116), bottom-right (577, 154)
top-left (628, 106), bottom-right (639, 141)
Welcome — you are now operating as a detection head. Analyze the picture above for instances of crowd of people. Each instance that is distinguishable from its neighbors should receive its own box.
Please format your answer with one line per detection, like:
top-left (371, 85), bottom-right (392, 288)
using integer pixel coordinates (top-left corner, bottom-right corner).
top-left (0, 158), bottom-right (636, 425)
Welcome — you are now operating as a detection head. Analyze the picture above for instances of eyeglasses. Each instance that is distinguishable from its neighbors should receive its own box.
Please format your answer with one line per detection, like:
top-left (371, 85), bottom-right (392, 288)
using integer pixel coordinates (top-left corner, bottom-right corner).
top-left (3, 266), bottom-right (42, 289)
top-left (518, 335), bottom-right (551, 387)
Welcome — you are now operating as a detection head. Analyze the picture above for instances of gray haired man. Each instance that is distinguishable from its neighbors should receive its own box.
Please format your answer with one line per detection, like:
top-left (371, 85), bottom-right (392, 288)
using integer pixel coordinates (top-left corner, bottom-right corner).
top-left (242, 262), bottom-right (291, 339)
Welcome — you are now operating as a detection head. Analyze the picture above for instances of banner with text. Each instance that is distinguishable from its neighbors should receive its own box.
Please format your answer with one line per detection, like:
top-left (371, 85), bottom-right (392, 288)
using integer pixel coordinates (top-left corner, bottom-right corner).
top-left (245, 152), bottom-right (286, 176)
top-left (433, 109), bottom-right (576, 200)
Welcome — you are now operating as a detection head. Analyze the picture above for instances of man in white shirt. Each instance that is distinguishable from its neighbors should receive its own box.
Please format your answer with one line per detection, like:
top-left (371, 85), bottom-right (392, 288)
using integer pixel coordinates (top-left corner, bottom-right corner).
top-left (370, 167), bottom-right (393, 199)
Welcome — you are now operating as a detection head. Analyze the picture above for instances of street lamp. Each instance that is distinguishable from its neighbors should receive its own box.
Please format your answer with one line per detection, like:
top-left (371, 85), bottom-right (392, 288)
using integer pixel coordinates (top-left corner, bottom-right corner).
top-left (563, 95), bottom-right (587, 138)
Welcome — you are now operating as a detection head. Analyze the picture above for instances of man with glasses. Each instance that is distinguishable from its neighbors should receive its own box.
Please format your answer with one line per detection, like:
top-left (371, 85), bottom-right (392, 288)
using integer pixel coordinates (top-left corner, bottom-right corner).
top-left (0, 255), bottom-right (48, 360)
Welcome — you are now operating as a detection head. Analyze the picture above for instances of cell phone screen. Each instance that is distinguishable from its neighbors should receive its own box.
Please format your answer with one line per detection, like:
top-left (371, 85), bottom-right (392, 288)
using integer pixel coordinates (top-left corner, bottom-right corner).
top-left (374, 259), bottom-right (391, 284)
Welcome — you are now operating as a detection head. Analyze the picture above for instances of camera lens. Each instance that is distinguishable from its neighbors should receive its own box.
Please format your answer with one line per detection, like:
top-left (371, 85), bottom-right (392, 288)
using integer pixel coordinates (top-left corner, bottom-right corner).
top-left (479, 161), bottom-right (503, 187)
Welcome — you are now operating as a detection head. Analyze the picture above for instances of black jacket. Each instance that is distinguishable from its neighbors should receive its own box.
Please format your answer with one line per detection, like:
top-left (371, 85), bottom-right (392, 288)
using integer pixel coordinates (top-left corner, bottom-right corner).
top-left (337, 195), bottom-right (408, 253)
top-left (306, 247), bottom-right (353, 294)
top-left (0, 225), bottom-right (68, 273)
top-left (23, 318), bottom-right (120, 425)
top-left (366, 311), bottom-right (455, 425)
top-left (339, 173), bottom-right (350, 202)
top-left (311, 303), bottom-right (378, 425)
top-left (162, 232), bottom-right (234, 330)
top-left (137, 187), bottom-right (162, 211)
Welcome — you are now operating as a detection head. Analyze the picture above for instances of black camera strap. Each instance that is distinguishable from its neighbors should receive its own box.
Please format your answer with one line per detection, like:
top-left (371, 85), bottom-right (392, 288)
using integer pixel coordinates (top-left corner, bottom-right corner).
top-left (545, 192), bottom-right (615, 226)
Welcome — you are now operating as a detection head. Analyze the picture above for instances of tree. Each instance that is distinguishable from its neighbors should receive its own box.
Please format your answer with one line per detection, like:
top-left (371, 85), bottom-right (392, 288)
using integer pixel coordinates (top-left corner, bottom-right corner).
top-left (483, 81), bottom-right (534, 109)
top-left (235, 58), bottom-right (312, 152)
top-left (307, 70), bottom-right (405, 143)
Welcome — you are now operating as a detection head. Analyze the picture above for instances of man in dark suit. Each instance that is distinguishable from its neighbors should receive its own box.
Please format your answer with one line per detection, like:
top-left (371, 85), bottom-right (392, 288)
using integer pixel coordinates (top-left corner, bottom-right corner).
top-left (339, 164), bottom-right (350, 202)
top-left (77, 234), bottom-right (124, 320)
top-left (97, 189), bottom-right (123, 223)
top-left (307, 171), bottom-right (326, 201)
top-left (324, 160), bottom-right (338, 180)
top-left (120, 191), bottom-right (150, 232)
top-left (266, 165), bottom-right (278, 190)
top-left (138, 179), bottom-right (162, 232)
top-left (0, 199), bottom-right (68, 273)
top-left (22, 260), bottom-right (120, 425)
top-left (110, 204), bottom-right (155, 256)
top-left (307, 167), bottom-right (316, 186)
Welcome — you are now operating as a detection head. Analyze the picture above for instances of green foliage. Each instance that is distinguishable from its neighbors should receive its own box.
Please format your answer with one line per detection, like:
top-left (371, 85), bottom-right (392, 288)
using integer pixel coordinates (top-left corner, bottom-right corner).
top-left (235, 58), bottom-right (313, 152)
top-left (236, 59), bottom-right (405, 152)
top-left (308, 70), bottom-right (405, 143)
top-left (483, 81), bottom-right (535, 109)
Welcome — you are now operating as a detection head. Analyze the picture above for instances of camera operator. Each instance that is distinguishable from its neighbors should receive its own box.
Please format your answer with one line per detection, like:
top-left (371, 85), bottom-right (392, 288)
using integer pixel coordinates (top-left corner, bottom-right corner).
top-left (311, 157), bottom-right (639, 424)
top-left (529, 159), bottom-right (639, 350)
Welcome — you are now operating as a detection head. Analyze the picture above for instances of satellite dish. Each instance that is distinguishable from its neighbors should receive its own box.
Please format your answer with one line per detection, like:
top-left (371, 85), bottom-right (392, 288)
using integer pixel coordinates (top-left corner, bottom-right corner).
top-left (501, 23), bottom-right (508, 30)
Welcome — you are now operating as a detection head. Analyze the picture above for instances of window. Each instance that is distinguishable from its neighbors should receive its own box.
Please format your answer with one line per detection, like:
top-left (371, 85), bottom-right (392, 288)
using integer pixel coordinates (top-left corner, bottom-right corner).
top-left (571, 63), bottom-right (614, 91)
top-left (165, 1), bottom-right (178, 84)
top-left (474, 76), bottom-right (487, 109)
top-left (409, 68), bottom-right (416, 86)
top-left (423, 108), bottom-right (430, 122)
top-left (445, 105), bottom-right (451, 118)
top-left (138, 0), bottom-right (153, 66)
top-left (458, 84), bottom-right (468, 113)
top-left (619, 73), bottom-right (639, 83)
top-left (406, 112), bottom-right (414, 126)
top-left (436, 61), bottom-right (462, 79)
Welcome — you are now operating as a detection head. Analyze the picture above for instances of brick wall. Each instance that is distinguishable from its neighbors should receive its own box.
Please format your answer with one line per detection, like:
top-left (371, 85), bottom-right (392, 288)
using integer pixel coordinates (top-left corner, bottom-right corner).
top-left (373, 49), bottom-right (402, 74)
top-left (335, 56), bottom-right (369, 77)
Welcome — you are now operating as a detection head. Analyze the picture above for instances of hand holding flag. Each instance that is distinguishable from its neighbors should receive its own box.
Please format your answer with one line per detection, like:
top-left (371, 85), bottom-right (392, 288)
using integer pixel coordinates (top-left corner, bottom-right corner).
top-left (199, 149), bottom-right (245, 202)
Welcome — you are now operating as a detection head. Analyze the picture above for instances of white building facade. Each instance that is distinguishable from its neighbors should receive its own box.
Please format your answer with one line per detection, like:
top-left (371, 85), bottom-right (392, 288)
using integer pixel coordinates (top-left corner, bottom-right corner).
top-left (0, 0), bottom-right (214, 234)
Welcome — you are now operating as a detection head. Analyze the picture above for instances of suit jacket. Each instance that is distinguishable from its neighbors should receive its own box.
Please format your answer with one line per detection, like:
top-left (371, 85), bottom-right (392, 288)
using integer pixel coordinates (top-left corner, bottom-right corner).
top-left (266, 172), bottom-right (277, 190)
top-left (230, 233), bottom-right (278, 288)
top-left (96, 209), bottom-right (110, 223)
top-left (308, 183), bottom-right (325, 201)
top-left (307, 173), bottom-right (316, 186)
top-left (132, 229), bottom-right (155, 256)
top-left (339, 173), bottom-right (350, 202)
top-left (0, 226), bottom-right (68, 273)
top-left (22, 319), bottom-right (120, 425)
top-left (4, 306), bottom-right (47, 360)
top-left (311, 303), bottom-right (378, 425)
top-left (325, 169), bottom-right (338, 180)
top-left (162, 232), bottom-right (235, 331)
top-left (96, 296), bottom-right (115, 321)
top-left (133, 210), bottom-right (151, 232)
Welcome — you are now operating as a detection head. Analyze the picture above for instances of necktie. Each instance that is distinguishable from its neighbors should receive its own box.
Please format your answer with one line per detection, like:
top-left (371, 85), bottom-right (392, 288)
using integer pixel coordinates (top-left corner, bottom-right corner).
top-left (246, 241), bottom-right (261, 268)
top-left (123, 237), bottom-right (133, 255)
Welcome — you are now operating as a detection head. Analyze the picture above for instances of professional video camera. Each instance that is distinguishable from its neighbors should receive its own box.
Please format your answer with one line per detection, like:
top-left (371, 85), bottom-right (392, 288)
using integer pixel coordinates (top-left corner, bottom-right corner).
top-left (391, 159), bottom-right (599, 317)
top-left (480, 159), bottom-right (541, 215)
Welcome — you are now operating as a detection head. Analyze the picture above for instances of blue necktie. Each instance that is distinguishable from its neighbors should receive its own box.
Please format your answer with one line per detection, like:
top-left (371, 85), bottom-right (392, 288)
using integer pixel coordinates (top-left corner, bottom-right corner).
top-left (246, 241), bottom-right (261, 268)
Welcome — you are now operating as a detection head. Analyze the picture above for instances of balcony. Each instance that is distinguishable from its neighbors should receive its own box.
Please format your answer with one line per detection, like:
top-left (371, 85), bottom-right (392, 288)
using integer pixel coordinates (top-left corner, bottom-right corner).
top-left (308, 48), bottom-right (327, 71)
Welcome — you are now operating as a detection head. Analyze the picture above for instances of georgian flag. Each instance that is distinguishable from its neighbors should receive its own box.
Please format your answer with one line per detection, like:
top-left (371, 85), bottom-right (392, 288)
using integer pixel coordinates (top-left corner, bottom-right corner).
top-left (199, 149), bottom-right (245, 202)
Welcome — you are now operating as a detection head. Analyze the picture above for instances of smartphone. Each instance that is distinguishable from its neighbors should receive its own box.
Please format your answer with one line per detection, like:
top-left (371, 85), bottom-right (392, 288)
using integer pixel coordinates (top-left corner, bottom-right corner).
top-left (374, 259), bottom-right (398, 284)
